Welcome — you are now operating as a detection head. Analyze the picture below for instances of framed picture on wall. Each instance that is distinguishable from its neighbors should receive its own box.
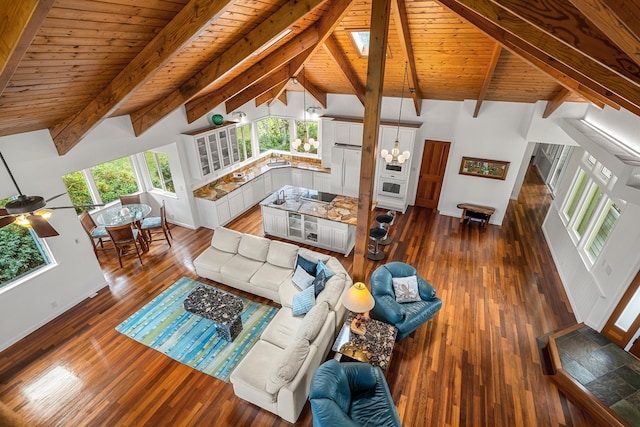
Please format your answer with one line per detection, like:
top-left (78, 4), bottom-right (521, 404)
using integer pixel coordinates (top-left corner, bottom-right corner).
top-left (459, 157), bottom-right (510, 180)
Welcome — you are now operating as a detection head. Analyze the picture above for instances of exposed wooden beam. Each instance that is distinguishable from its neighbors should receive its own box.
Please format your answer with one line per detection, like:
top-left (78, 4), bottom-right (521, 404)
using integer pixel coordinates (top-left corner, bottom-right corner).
top-left (256, 88), bottom-right (278, 107)
top-left (323, 35), bottom-right (367, 106)
top-left (353, 0), bottom-right (392, 282)
top-left (266, 0), bottom-right (355, 104)
top-left (50, 0), bottom-right (232, 155)
top-left (391, 0), bottom-right (422, 115)
top-left (543, 88), bottom-right (571, 118)
top-left (184, 37), bottom-right (318, 122)
top-left (278, 91), bottom-right (288, 105)
top-left (0, 1), bottom-right (54, 96)
top-left (267, 81), bottom-right (291, 106)
top-left (224, 67), bottom-right (290, 113)
top-left (130, 0), bottom-right (325, 136)
top-left (473, 43), bottom-right (502, 118)
top-left (569, 0), bottom-right (640, 67)
top-left (600, 0), bottom-right (640, 43)
top-left (301, 76), bottom-right (327, 108)
top-left (438, 0), bottom-right (640, 115)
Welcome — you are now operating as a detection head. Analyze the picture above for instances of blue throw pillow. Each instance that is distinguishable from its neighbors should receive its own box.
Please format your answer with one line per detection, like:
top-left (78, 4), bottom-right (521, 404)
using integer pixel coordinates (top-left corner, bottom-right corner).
top-left (292, 286), bottom-right (315, 316)
top-left (312, 269), bottom-right (327, 297)
top-left (296, 255), bottom-right (317, 277)
top-left (316, 259), bottom-right (333, 279)
top-left (292, 265), bottom-right (315, 290)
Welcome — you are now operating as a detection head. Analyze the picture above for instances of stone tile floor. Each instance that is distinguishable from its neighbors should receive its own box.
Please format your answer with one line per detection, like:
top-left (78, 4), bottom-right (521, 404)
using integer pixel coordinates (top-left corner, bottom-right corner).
top-left (557, 325), bottom-right (640, 426)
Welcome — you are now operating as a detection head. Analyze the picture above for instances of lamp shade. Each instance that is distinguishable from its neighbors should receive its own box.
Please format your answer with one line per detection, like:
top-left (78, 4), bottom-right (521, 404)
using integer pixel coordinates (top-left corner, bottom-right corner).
top-left (342, 282), bottom-right (375, 314)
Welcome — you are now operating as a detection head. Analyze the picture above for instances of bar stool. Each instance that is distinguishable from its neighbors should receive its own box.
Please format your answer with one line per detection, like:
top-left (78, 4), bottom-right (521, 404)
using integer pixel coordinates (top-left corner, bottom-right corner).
top-left (368, 227), bottom-right (387, 260)
top-left (376, 213), bottom-right (395, 245)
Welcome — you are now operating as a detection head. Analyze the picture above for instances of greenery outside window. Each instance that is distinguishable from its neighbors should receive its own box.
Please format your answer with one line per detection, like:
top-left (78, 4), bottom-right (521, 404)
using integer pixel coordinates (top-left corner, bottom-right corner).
top-left (294, 120), bottom-right (319, 154)
top-left (236, 124), bottom-right (253, 161)
top-left (0, 197), bottom-right (53, 289)
top-left (257, 117), bottom-right (290, 153)
top-left (90, 156), bottom-right (139, 205)
top-left (586, 202), bottom-right (620, 261)
top-left (563, 169), bottom-right (588, 219)
top-left (144, 151), bottom-right (175, 193)
top-left (572, 184), bottom-right (603, 238)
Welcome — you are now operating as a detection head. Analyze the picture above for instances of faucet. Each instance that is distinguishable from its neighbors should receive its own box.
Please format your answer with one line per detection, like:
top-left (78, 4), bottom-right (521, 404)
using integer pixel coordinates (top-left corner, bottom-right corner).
top-left (277, 189), bottom-right (286, 203)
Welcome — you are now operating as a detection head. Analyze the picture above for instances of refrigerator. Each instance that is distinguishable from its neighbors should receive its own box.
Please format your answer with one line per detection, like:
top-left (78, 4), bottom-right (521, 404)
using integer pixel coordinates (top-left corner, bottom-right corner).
top-left (331, 144), bottom-right (361, 197)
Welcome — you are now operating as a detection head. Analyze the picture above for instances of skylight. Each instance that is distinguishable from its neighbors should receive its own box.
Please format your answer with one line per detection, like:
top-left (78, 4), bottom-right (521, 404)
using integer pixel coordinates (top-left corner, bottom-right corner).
top-left (350, 31), bottom-right (370, 57)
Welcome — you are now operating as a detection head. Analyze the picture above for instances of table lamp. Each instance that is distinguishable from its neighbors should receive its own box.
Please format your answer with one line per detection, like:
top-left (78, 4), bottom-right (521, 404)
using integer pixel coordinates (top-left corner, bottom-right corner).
top-left (342, 282), bottom-right (375, 335)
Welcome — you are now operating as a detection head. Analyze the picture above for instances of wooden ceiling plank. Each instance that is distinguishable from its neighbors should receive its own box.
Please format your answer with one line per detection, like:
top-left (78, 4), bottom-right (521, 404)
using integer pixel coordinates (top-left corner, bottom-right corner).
top-left (225, 67), bottom-right (290, 113)
top-left (50, 0), bottom-right (233, 155)
top-left (391, 0), bottom-right (422, 115)
top-left (439, 0), bottom-right (640, 115)
top-left (473, 43), bottom-right (502, 117)
top-left (543, 87), bottom-right (571, 118)
top-left (600, 0), bottom-right (640, 39)
top-left (184, 37), bottom-right (318, 123)
top-left (353, 0), bottom-right (392, 281)
top-left (0, 0), bottom-right (54, 96)
top-left (569, 0), bottom-right (640, 68)
top-left (130, 0), bottom-right (327, 136)
top-left (323, 35), bottom-right (366, 105)
top-left (255, 88), bottom-right (278, 107)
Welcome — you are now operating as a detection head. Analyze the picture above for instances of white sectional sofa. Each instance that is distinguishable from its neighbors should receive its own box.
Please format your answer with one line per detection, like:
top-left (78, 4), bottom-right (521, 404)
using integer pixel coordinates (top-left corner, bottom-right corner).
top-left (192, 227), bottom-right (352, 423)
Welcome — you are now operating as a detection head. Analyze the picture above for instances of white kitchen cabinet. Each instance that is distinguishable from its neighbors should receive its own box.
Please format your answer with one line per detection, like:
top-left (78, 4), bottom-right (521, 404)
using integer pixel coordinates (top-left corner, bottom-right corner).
top-left (270, 168), bottom-right (291, 191)
top-left (319, 119), bottom-right (334, 168)
top-left (292, 169), bottom-right (314, 189)
top-left (335, 122), bottom-right (363, 146)
top-left (263, 171), bottom-right (272, 195)
top-left (228, 191), bottom-right (245, 218)
top-left (291, 169), bottom-right (302, 188)
top-left (196, 198), bottom-right (219, 229)
top-left (252, 175), bottom-right (266, 203)
top-left (318, 218), bottom-right (350, 254)
top-left (184, 124), bottom-right (240, 180)
top-left (215, 195), bottom-right (231, 225)
top-left (313, 172), bottom-right (331, 192)
top-left (331, 146), bottom-right (361, 197)
top-left (262, 206), bottom-right (287, 236)
top-left (242, 182), bottom-right (255, 209)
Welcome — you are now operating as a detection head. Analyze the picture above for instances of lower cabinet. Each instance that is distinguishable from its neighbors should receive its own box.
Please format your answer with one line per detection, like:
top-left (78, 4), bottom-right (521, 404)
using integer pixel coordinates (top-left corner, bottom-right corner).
top-left (196, 198), bottom-right (219, 229)
top-left (228, 191), bottom-right (245, 219)
top-left (215, 196), bottom-right (231, 225)
top-left (262, 206), bottom-right (287, 236)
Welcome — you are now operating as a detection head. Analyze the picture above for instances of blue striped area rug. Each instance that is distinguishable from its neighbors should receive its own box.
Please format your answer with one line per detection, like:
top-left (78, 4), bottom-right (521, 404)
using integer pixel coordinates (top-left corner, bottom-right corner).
top-left (116, 277), bottom-right (277, 382)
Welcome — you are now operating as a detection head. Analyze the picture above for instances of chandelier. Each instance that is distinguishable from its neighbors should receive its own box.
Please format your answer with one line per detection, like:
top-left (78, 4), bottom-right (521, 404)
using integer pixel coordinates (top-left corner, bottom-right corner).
top-left (292, 67), bottom-right (319, 153)
top-left (381, 61), bottom-right (411, 164)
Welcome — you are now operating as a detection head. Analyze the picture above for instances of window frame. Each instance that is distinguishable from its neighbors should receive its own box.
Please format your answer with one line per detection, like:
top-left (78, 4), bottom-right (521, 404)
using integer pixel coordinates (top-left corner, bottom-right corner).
top-left (141, 151), bottom-right (176, 195)
top-left (255, 115), bottom-right (322, 159)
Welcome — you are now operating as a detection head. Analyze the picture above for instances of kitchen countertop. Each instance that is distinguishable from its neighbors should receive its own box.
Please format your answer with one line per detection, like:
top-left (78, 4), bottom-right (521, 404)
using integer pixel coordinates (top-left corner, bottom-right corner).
top-left (193, 154), bottom-right (329, 202)
top-left (260, 185), bottom-right (358, 226)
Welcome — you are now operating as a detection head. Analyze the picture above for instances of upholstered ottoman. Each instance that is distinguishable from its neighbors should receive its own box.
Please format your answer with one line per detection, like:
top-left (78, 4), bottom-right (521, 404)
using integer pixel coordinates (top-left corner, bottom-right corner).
top-left (184, 285), bottom-right (244, 341)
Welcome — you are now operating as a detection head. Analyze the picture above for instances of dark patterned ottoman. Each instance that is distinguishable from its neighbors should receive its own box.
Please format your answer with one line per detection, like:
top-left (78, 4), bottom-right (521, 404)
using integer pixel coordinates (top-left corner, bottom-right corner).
top-left (183, 285), bottom-right (244, 341)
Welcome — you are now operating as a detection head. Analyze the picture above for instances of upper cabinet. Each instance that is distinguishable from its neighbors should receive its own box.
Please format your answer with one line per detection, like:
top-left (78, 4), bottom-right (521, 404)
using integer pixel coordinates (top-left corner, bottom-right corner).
top-left (320, 118), bottom-right (364, 168)
top-left (184, 124), bottom-right (240, 180)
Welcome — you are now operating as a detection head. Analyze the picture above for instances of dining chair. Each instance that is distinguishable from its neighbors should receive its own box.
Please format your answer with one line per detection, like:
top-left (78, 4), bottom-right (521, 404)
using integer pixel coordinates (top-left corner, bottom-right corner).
top-left (79, 211), bottom-right (110, 257)
top-left (105, 224), bottom-right (144, 268)
top-left (140, 200), bottom-right (172, 247)
top-left (119, 194), bottom-right (141, 205)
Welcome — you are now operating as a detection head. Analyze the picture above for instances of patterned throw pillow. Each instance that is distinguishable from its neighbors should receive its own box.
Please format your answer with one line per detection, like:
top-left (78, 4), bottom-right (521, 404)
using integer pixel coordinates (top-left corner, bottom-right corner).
top-left (296, 255), bottom-right (317, 277)
top-left (292, 286), bottom-right (316, 316)
top-left (316, 259), bottom-right (333, 279)
top-left (392, 275), bottom-right (421, 303)
top-left (292, 265), bottom-right (315, 290)
top-left (312, 269), bottom-right (327, 297)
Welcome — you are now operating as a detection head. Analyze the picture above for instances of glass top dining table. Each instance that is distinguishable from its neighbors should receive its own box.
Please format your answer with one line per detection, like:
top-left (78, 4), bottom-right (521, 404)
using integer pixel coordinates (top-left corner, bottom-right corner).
top-left (95, 203), bottom-right (152, 227)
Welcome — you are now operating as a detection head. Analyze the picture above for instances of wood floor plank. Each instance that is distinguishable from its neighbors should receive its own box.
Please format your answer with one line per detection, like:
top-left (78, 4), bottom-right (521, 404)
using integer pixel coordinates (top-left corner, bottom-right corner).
top-left (0, 165), bottom-right (603, 426)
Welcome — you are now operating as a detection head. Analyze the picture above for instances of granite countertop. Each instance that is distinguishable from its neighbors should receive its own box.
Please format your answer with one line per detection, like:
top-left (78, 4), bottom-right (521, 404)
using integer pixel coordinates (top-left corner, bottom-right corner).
top-left (260, 185), bottom-right (358, 226)
top-left (193, 154), bottom-right (330, 201)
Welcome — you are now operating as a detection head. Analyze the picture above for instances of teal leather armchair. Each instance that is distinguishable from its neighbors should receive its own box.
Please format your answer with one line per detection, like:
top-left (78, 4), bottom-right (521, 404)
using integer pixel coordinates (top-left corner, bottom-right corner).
top-left (370, 262), bottom-right (442, 340)
top-left (309, 360), bottom-right (401, 427)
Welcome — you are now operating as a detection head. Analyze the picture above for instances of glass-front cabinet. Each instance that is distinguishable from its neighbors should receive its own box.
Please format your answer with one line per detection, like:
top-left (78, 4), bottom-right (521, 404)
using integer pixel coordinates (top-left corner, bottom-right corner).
top-left (184, 124), bottom-right (241, 180)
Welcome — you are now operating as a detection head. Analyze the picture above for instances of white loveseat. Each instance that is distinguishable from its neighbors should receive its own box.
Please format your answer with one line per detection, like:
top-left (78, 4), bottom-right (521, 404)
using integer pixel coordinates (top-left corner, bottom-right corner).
top-left (192, 227), bottom-right (352, 423)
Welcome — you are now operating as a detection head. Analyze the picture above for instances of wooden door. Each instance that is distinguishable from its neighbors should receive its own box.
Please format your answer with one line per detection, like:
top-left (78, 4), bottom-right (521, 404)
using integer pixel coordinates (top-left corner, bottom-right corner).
top-left (602, 269), bottom-right (640, 354)
top-left (416, 140), bottom-right (451, 208)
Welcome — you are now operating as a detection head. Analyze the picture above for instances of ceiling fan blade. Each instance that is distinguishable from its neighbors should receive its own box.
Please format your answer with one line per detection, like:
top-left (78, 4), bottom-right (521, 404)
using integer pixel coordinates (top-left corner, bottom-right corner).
top-left (0, 208), bottom-right (8, 216)
top-left (45, 192), bottom-right (67, 203)
top-left (48, 204), bottom-right (105, 210)
top-left (27, 215), bottom-right (59, 238)
top-left (0, 216), bottom-right (15, 228)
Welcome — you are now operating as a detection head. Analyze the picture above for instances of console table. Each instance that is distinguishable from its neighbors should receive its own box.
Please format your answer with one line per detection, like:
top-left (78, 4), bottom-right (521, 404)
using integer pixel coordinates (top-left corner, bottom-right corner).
top-left (332, 313), bottom-right (397, 370)
top-left (457, 203), bottom-right (495, 227)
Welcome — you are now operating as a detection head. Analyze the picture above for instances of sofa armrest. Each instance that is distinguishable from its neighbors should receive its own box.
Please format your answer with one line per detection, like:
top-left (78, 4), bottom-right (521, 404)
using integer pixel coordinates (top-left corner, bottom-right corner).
top-left (371, 294), bottom-right (404, 324)
top-left (417, 276), bottom-right (437, 300)
top-left (278, 344), bottom-right (319, 423)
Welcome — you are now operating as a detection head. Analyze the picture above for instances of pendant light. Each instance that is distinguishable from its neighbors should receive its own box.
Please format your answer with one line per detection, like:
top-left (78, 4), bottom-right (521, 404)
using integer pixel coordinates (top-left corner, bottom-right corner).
top-left (381, 62), bottom-right (411, 164)
top-left (292, 66), bottom-right (319, 153)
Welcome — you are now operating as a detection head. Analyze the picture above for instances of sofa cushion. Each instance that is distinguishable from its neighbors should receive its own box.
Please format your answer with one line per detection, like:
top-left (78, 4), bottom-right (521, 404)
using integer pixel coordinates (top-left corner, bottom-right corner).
top-left (193, 247), bottom-right (236, 274)
top-left (230, 340), bottom-right (284, 405)
top-left (211, 227), bottom-right (243, 253)
top-left (297, 248), bottom-right (331, 265)
top-left (265, 339), bottom-right (310, 394)
top-left (316, 272), bottom-right (346, 310)
top-left (238, 234), bottom-right (271, 261)
top-left (250, 263), bottom-right (293, 293)
top-left (292, 265), bottom-right (315, 290)
top-left (221, 254), bottom-right (264, 282)
top-left (323, 257), bottom-right (346, 276)
top-left (267, 240), bottom-right (299, 269)
top-left (295, 254), bottom-right (317, 276)
top-left (392, 275), bottom-right (421, 303)
top-left (260, 307), bottom-right (304, 349)
top-left (292, 286), bottom-right (315, 316)
top-left (278, 280), bottom-right (299, 309)
top-left (296, 301), bottom-right (329, 342)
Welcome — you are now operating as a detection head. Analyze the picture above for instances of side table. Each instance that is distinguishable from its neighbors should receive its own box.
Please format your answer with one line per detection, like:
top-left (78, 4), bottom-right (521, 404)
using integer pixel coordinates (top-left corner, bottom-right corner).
top-left (332, 313), bottom-right (398, 370)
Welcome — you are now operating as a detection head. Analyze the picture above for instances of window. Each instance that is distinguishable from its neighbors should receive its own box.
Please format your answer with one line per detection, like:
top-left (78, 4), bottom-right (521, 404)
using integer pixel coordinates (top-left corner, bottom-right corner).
top-left (62, 170), bottom-right (93, 214)
top-left (573, 184), bottom-right (603, 238)
top-left (90, 156), bottom-right (139, 204)
top-left (257, 117), bottom-right (290, 153)
top-left (294, 120), bottom-right (319, 154)
top-left (144, 151), bottom-right (175, 193)
top-left (236, 124), bottom-right (253, 161)
top-left (586, 202), bottom-right (620, 261)
top-left (563, 169), bottom-right (588, 219)
top-left (0, 197), bottom-right (53, 289)
top-left (349, 31), bottom-right (370, 57)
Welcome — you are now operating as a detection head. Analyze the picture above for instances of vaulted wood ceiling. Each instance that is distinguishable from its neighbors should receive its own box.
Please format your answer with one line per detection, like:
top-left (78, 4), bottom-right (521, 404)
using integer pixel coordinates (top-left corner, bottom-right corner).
top-left (1, 0), bottom-right (639, 155)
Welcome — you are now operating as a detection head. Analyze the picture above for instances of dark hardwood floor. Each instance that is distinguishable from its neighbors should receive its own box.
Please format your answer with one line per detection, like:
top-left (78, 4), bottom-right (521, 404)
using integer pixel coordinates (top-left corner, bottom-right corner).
top-left (0, 166), bottom-right (601, 426)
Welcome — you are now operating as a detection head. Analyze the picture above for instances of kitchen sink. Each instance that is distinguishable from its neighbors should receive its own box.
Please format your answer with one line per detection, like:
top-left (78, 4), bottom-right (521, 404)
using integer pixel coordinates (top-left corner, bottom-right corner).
top-left (266, 161), bottom-right (291, 167)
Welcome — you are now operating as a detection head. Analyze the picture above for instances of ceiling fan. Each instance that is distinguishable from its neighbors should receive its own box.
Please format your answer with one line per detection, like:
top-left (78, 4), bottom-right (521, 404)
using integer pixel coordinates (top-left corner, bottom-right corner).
top-left (0, 151), bottom-right (103, 238)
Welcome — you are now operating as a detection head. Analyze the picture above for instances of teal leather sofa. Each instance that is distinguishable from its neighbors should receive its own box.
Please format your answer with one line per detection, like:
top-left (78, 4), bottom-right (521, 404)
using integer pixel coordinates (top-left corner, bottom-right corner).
top-left (370, 262), bottom-right (442, 341)
top-left (309, 360), bottom-right (401, 426)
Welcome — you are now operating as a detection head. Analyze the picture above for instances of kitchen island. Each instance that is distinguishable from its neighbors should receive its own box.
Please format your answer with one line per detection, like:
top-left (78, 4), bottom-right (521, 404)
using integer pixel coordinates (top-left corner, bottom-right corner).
top-left (260, 185), bottom-right (357, 256)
